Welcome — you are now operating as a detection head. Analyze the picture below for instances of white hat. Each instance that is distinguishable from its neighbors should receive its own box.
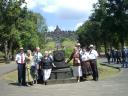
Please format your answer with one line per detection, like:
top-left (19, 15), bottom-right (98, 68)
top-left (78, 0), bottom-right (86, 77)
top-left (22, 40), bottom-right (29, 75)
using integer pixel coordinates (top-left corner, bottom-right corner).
top-left (44, 51), bottom-right (49, 54)
top-left (20, 47), bottom-right (23, 50)
top-left (36, 47), bottom-right (40, 50)
top-left (48, 50), bottom-right (52, 54)
top-left (75, 43), bottom-right (80, 46)
top-left (89, 44), bottom-right (94, 48)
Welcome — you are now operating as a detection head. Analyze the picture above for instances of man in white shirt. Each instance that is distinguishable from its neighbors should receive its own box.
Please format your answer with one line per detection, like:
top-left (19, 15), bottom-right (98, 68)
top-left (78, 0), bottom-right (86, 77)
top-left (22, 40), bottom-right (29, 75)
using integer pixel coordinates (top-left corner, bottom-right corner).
top-left (15, 47), bottom-right (26, 86)
top-left (89, 44), bottom-right (99, 81)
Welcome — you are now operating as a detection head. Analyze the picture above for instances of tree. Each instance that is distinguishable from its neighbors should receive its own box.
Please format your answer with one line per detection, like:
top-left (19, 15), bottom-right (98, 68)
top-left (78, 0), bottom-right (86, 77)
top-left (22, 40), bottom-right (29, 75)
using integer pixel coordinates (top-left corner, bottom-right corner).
top-left (77, 0), bottom-right (128, 54)
top-left (0, 0), bottom-right (26, 61)
top-left (0, 0), bottom-right (48, 61)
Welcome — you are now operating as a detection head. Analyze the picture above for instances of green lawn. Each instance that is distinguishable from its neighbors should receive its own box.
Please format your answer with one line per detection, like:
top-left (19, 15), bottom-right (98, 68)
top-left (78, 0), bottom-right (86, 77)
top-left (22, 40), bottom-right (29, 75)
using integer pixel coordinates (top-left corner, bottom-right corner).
top-left (0, 57), bottom-right (5, 67)
top-left (3, 70), bottom-right (18, 82)
top-left (2, 64), bottom-right (120, 82)
top-left (98, 65), bottom-right (119, 80)
top-left (0, 63), bottom-right (5, 67)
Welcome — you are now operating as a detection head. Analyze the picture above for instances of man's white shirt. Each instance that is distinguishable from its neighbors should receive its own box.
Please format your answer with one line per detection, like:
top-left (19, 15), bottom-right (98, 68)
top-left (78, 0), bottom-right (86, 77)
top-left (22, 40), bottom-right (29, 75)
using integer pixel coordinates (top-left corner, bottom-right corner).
top-left (81, 51), bottom-right (90, 61)
top-left (89, 49), bottom-right (98, 60)
top-left (15, 53), bottom-right (26, 63)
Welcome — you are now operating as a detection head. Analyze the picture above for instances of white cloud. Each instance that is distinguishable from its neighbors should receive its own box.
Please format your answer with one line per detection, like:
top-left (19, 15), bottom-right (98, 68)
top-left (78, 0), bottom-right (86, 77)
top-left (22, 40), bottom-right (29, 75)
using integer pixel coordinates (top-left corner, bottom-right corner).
top-left (43, 5), bottom-right (58, 13)
top-left (25, 0), bottom-right (48, 9)
top-left (74, 22), bottom-right (84, 31)
top-left (25, 0), bottom-right (37, 9)
top-left (25, 0), bottom-right (98, 20)
top-left (48, 26), bottom-right (56, 31)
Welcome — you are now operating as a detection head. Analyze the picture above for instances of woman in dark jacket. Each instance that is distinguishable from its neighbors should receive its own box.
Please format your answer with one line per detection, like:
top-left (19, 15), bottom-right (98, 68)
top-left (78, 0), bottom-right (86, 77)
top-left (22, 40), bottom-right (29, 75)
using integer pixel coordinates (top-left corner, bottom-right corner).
top-left (40, 51), bottom-right (55, 85)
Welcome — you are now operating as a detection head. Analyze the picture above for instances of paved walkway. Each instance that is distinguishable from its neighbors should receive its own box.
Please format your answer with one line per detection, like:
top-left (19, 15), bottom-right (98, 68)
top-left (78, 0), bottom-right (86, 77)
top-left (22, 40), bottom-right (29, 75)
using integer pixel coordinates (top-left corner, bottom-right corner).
top-left (0, 58), bottom-right (128, 96)
top-left (0, 62), bottom-right (16, 76)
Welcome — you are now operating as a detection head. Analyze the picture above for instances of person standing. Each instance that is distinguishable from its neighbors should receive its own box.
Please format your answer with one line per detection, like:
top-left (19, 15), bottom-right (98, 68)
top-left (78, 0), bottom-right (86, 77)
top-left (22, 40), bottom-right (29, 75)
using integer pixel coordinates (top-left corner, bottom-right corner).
top-left (81, 47), bottom-right (92, 79)
top-left (40, 51), bottom-right (55, 85)
top-left (15, 47), bottom-right (26, 86)
top-left (111, 48), bottom-right (116, 63)
top-left (67, 47), bottom-right (82, 83)
top-left (122, 48), bottom-right (128, 68)
top-left (48, 50), bottom-right (53, 61)
top-left (89, 44), bottom-right (99, 81)
top-left (106, 49), bottom-right (111, 64)
top-left (33, 47), bottom-right (43, 83)
top-left (25, 50), bottom-right (34, 86)
top-left (115, 49), bottom-right (121, 64)
top-left (75, 43), bottom-right (82, 54)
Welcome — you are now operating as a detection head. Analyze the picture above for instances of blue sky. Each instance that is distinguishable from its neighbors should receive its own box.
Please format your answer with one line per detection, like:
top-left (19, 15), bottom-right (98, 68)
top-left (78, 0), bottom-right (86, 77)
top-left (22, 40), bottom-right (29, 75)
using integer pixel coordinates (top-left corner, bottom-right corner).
top-left (25, 0), bottom-right (98, 31)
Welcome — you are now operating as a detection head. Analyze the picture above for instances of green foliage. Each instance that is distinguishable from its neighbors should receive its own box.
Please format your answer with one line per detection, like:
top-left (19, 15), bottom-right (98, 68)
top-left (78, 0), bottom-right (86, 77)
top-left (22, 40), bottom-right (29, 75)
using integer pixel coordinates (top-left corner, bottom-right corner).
top-left (0, 0), bottom-right (48, 60)
top-left (62, 39), bottom-right (75, 58)
top-left (62, 38), bottom-right (76, 47)
top-left (77, 0), bottom-right (128, 52)
top-left (64, 47), bottom-right (73, 58)
top-left (45, 41), bottom-right (56, 50)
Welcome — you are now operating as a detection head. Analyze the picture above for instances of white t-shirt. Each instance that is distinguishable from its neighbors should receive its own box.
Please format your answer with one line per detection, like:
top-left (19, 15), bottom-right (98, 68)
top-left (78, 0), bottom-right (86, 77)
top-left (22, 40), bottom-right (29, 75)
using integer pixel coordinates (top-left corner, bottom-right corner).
top-left (15, 53), bottom-right (26, 63)
top-left (81, 51), bottom-right (90, 61)
top-left (89, 49), bottom-right (98, 60)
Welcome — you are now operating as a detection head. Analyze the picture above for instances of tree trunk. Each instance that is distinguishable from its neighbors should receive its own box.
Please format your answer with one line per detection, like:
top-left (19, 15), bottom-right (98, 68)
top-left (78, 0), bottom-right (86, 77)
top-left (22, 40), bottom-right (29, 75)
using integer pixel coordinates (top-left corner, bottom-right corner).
top-left (121, 40), bottom-right (124, 50)
top-left (104, 41), bottom-right (107, 55)
top-left (95, 42), bottom-right (101, 56)
top-left (4, 41), bottom-right (10, 63)
top-left (9, 41), bottom-right (13, 60)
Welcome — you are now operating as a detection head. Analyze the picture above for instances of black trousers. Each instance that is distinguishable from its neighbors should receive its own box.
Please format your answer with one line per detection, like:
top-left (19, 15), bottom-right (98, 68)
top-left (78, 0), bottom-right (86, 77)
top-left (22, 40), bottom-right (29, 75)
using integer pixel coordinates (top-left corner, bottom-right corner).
top-left (90, 60), bottom-right (98, 80)
top-left (17, 63), bottom-right (26, 85)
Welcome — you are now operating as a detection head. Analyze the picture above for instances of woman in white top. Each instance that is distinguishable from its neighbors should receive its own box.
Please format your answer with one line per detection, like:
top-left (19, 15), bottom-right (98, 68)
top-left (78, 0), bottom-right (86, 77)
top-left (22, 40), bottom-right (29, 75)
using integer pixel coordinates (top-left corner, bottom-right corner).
top-left (81, 47), bottom-right (92, 79)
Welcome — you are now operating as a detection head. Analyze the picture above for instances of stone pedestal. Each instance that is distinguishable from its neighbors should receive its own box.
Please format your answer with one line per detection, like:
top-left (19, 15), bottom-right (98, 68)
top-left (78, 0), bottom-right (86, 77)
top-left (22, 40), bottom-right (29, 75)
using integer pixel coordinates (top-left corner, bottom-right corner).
top-left (51, 68), bottom-right (73, 80)
top-left (49, 50), bottom-right (74, 84)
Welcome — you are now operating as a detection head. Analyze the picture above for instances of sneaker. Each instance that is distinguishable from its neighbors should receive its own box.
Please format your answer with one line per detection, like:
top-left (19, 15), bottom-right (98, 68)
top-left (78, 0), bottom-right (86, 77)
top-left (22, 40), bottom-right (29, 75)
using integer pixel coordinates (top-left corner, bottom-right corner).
top-left (77, 80), bottom-right (80, 83)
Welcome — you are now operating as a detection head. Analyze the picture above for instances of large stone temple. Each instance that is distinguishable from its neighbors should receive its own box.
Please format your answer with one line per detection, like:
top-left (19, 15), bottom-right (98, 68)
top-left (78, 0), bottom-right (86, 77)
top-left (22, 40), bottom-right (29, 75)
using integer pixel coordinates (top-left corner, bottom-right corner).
top-left (46, 26), bottom-right (78, 43)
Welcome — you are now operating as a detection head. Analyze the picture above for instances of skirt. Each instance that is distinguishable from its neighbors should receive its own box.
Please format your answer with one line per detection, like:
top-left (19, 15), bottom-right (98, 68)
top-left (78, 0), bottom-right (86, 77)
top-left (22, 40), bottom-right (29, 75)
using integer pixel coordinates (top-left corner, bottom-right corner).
top-left (81, 61), bottom-right (92, 75)
top-left (43, 69), bottom-right (52, 81)
top-left (73, 66), bottom-right (82, 77)
top-left (26, 67), bottom-right (33, 82)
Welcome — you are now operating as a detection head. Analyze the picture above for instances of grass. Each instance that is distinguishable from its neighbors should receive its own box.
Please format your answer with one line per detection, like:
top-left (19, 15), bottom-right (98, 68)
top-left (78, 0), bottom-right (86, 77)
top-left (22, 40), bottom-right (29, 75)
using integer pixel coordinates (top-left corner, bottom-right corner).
top-left (0, 57), bottom-right (5, 67)
top-left (0, 63), bottom-right (6, 67)
top-left (62, 39), bottom-right (76, 48)
top-left (2, 64), bottom-right (120, 82)
top-left (98, 65), bottom-right (119, 80)
top-left (2, 70), bottom-right (18, 82)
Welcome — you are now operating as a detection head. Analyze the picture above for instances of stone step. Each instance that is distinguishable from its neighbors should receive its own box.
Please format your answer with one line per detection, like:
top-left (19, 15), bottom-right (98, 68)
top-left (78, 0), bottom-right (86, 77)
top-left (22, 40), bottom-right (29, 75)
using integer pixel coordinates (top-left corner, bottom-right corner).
top-left (47, 78), bottom-right (77, 85)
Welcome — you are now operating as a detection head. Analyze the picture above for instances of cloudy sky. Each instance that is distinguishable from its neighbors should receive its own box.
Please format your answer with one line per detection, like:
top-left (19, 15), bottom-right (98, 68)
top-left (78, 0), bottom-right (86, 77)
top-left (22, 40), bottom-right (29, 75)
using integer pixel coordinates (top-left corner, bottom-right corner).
top-left (25, 0), bottom-right (98, 31)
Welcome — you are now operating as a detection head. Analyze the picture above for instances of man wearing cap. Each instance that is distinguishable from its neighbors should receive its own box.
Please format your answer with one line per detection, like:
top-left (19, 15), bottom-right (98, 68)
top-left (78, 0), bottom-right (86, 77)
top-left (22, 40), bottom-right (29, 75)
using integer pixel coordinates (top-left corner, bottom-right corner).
top-left (15, 47), bottom-right (26, 86)
top-left (89, 44), bottom-right (99, 81)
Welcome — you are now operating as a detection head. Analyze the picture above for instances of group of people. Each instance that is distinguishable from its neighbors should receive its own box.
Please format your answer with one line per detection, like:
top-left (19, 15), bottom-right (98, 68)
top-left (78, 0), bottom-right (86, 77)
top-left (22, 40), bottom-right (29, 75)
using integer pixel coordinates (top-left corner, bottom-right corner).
top-left (15, 47), bottom-right (55, 86)
top-left (67, 43), bottom-right (99, 82)
top-left (15, 43), bottom-right (99, 86)
top-left (106, 48), bottom-right (128, 68)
